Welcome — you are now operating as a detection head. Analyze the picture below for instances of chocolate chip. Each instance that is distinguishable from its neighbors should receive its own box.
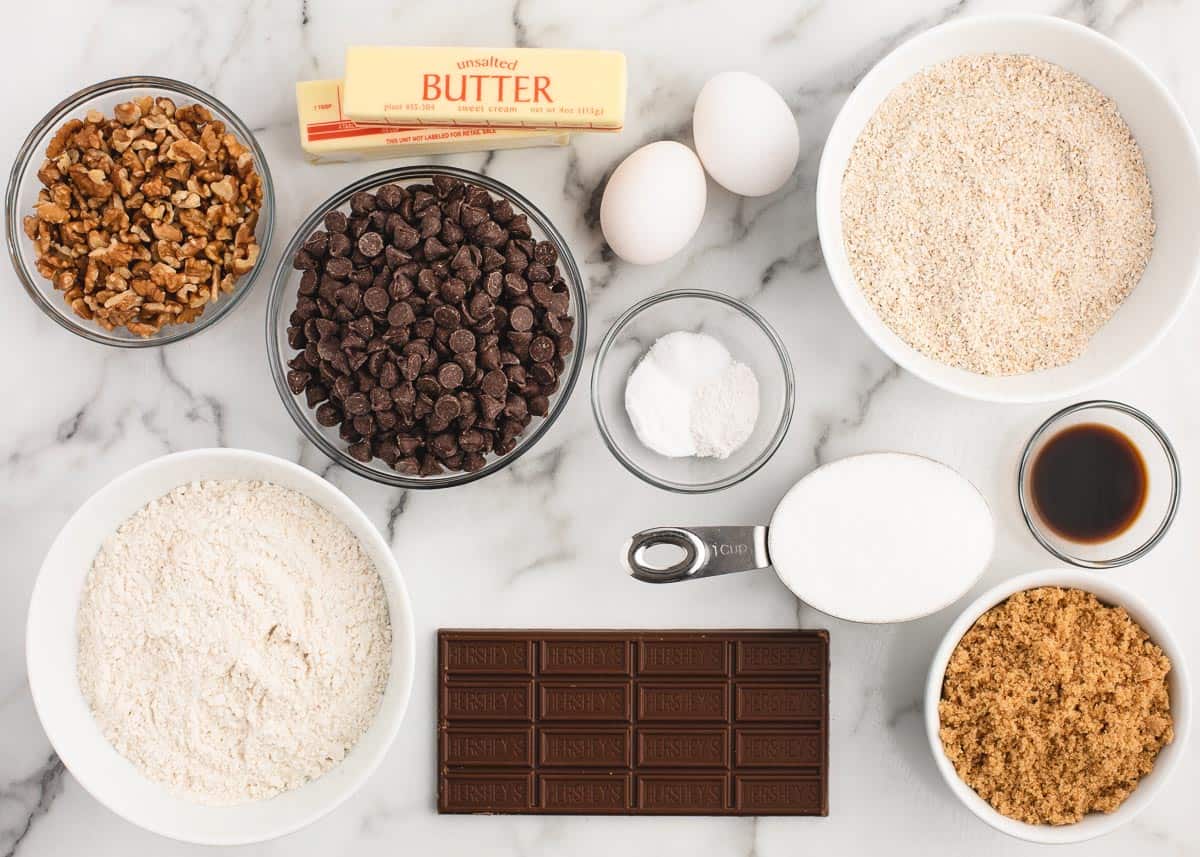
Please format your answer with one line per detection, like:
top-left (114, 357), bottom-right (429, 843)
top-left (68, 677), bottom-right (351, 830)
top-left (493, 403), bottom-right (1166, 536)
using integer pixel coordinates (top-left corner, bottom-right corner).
top-left (315, 402), bottom-right (341, 426)
top-left (324, 211), bottom-right (348, 233)
top-left (286, 369), bottom-right (310, 394)
top-left (387, 302), bottom-right (415, 327)
top-left (414, 374), bottom-right (439, 395)
top-left (503, 273), bottom-right (529, 297)
top-left (480, 394), bottom-right (505, 421)
top-left (434, 394), bottom-right (462, 421)
top-left (287, 176), bottom-right (573, 477)
top-left (440, 278), bottom-right (468, 303)
top-left (549, 292), bottom-right (570, 317)
top-left (480, 369), bottom-right (507, 399)
top-left (325, 256), bottom-right (352, 279)
top-left (358, 232), bottom-right (384, 258)
top-left (510, 305), bottom-right (534, 332)
top-left (377, 361), bottom-right (399, 389)
top-left (495, 435), bottom-right (517, 455)
top-left (438, 362), bottom-right (465, 390)
top-left (303, 231), bottom-right (329, 259)
top-left (306, 384), bottom-right (329, 407)
top-left (350, 191), bottom-right (377, 214)
top-left (454, 351), bottom-right (477, 378)
top-left (376, 183), bottom-right (405, 210)
top-left (332, 375), bottom-right (354, 400)
top-left (475, 220), bottom-right (505, 247)
top-left (353, 415), bottom-right (375, 437)
top-left (344, 392), bottom-right (370, 416)
top-left (533, 359), bottom-right (558, 383)
top-left (449, 328), bottom-right (476, 354)
top-left (529, 335), bottom-right (555, 362)
top-left (491, 198), bottom-right (514, 224)
top-left (358, 287), bottom-right (386, 315)
top-left (433, 305), bottom-right (461, 328)
top-left (504, 396), bottom-right (528, 420)
top-left (459, 429), bottom-right (486, 452)
top-left (505, 245), bottom-right (528, 273)
top-left (371, 387), bottom-right (393, 412)
top-left (414, 317), bottom-right (435, 340)
top-left (393, 223), bottom-right (420, 250)
top-left (433, 174), bottom-right (461, 197)
top-left (317, 338), bottom-right (341, 362)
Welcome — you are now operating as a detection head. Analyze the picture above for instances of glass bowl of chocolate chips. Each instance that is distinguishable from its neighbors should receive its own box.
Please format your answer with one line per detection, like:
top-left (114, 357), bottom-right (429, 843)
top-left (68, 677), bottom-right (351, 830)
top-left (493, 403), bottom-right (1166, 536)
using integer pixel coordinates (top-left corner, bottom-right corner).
top-left (266, 166), bottom-right (584, 487)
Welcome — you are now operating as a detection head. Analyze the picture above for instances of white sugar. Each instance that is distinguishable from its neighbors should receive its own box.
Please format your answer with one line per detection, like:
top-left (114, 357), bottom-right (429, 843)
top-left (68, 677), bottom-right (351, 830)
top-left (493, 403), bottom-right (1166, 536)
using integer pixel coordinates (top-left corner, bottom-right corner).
top-left (769, 454), bottom-right (994, 623)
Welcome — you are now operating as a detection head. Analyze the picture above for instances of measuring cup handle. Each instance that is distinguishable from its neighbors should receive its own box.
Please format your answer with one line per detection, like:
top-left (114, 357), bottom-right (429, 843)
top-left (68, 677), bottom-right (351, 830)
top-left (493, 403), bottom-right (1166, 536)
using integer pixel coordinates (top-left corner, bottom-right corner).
top-left (622, 526), bottom-right (770, 583)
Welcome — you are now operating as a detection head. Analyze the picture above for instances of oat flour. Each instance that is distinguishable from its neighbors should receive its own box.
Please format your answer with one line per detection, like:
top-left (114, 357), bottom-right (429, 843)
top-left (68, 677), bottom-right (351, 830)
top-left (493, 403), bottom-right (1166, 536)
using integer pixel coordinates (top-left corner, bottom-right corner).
top-left (841, 54), bottom-right (1155, 376)
top-left (77, 480), bottom-right (391, 805)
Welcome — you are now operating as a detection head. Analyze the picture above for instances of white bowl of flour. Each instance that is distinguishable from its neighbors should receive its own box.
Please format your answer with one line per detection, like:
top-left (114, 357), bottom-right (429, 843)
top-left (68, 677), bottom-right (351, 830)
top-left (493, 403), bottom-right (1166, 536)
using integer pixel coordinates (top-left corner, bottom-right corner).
top-left (817, 13), bottom-right (1200, 403)
top-left (25, 448), bottom-right (415, 845)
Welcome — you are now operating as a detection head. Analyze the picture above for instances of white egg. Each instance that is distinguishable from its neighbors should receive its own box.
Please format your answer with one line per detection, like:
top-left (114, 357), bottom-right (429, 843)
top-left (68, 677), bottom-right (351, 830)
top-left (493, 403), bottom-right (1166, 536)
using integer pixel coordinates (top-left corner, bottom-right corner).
top-left (692, 71), bottom-right (799, 197)
top-left (600, 141), bottom-right (707, 265)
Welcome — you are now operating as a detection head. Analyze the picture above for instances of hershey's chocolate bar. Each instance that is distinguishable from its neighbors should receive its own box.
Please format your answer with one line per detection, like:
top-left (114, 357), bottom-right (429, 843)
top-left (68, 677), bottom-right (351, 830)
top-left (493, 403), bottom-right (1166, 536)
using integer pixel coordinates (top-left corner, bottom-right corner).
top-left (437, 630), bottom-right (829, 815)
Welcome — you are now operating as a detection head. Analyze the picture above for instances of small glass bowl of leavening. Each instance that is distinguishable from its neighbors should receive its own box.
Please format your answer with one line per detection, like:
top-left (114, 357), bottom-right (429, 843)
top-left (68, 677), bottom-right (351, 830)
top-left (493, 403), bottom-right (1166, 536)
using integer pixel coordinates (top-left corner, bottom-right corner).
top-left (591, 289), bottom-right (795, 493)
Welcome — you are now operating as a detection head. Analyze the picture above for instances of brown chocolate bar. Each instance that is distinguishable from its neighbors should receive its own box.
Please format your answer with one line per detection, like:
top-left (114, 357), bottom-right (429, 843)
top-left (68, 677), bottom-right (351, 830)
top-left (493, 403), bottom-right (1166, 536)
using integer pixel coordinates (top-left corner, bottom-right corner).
top-left (437, 630), bottom-right (829, 815)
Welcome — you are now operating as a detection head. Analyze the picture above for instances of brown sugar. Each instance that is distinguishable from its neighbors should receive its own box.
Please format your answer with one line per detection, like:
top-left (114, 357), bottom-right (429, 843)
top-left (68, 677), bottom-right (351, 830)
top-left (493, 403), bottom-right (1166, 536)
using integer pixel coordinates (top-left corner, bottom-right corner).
top-left (938, 587), bottom-right (1173, 825)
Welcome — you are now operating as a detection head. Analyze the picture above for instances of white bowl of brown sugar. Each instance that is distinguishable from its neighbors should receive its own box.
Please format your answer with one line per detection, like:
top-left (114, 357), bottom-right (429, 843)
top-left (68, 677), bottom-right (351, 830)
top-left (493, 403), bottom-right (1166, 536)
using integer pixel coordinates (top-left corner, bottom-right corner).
top-left (924, 569), bottom-right (1191, 843)
top-left (816, 14), bottom-right (1200, 403)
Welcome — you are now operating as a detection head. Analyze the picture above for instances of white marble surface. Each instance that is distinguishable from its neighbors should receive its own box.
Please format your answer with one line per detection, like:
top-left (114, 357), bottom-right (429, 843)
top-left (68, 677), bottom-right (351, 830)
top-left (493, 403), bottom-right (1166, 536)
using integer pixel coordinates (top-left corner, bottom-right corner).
top-left (2, 0), bottom-right (1197, 854)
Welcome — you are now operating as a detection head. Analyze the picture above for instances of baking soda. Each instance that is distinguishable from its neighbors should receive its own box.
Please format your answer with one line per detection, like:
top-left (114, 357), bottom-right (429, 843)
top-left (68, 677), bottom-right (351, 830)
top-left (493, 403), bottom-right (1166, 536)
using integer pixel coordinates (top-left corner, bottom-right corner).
top-left (624, 331), bottom-right (759, 459)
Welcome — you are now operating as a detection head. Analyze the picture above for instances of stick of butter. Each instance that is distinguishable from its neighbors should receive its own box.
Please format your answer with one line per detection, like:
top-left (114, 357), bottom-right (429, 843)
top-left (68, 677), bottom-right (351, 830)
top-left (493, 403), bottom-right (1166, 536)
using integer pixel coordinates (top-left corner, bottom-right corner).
top-left (342, 46), bottom-right (626, 131)
top-left (296, 79), bottom-right (570, 164)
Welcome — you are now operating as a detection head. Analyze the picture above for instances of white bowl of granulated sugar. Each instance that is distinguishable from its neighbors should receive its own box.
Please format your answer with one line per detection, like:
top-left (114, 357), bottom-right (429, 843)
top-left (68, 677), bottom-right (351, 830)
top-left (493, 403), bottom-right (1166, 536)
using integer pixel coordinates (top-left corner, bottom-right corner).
top-left (25, 448), bottom-right (416, 845)
top-left (816, 13), bottom-right (1200, 403)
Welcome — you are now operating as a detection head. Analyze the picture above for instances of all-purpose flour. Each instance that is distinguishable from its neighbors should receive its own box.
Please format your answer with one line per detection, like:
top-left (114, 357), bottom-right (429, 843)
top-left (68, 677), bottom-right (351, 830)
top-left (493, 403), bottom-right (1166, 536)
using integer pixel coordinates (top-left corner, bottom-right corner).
top-left (76, 480), bottom-right (391, 806)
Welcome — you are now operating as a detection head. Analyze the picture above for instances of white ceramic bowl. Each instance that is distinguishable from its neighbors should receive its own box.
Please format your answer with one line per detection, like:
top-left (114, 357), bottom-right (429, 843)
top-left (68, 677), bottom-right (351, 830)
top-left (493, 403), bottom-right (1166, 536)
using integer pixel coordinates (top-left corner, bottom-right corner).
top-left (816, 14), bottom-right (1200, 403)
top-left (924, 569), bottom-right (1191, 843)
top-left (25, 449), bottom-right (416, 845)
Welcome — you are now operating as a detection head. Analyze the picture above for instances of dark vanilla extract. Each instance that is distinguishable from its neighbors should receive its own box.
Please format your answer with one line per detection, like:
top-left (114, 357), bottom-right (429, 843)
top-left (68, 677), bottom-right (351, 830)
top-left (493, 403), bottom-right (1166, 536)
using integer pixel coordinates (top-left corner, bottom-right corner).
top-left (1030, 423), bottom-right (1147, 543)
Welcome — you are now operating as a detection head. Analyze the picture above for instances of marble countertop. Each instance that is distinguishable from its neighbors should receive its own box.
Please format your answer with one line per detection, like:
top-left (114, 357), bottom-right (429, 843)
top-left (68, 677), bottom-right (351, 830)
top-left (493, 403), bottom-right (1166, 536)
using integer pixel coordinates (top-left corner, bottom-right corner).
top-left (2, 0), bottom-right (1197, 854)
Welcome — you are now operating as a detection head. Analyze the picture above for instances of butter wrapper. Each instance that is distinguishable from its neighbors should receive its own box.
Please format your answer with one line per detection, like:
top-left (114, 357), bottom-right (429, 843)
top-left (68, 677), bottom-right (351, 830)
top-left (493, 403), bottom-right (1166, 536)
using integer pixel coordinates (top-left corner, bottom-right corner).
top-left (342, 46), bottom-right (625, 131)
top-left (296, 79), bottom-right (569, 163)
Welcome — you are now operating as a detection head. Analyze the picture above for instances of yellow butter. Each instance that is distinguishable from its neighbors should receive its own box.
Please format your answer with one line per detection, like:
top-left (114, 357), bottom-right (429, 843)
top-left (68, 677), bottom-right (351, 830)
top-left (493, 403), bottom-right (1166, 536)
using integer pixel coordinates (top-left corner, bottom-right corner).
top-left (342, 46), bottom-right (626, 131)
top-left (296, 79), bottom-right (569, 164)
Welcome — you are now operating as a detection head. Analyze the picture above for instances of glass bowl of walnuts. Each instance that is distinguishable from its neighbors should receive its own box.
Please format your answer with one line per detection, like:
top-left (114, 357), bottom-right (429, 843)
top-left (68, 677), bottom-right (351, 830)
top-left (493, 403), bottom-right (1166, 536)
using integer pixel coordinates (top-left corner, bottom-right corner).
top-left (5, 76), bottom-right (275, 347)
top-left (266, 166), bottom-right (586, 488)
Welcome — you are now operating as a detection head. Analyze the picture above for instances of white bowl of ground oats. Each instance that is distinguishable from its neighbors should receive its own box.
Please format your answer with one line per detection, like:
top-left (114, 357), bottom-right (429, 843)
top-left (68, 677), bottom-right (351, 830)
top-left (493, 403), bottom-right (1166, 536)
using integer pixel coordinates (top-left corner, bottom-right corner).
top-left (924, 569), bottom-right (1191, 843)
top-left (26, 448), bottom-right (416, 845)
top-left (816, 14), bottom-right (1200, 403)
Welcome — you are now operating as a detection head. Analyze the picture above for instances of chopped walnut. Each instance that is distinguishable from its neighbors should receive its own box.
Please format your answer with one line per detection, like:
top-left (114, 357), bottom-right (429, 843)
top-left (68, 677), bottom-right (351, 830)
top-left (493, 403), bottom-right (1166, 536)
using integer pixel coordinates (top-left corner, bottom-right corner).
top-left (24, 95), bottom-right (264, 336)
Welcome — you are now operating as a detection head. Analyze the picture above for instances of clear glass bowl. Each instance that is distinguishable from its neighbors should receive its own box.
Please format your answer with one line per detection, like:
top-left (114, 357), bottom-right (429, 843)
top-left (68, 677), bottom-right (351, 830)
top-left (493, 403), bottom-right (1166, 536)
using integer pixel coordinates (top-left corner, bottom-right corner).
top-left (266, 166), bottom-right (586, 489)
top-left (591, 290), bottom-right (794, 493)
top-left (5, 76), bottom-right (276, 347)
top-left (1018, 400), bottom-right (1180, 568)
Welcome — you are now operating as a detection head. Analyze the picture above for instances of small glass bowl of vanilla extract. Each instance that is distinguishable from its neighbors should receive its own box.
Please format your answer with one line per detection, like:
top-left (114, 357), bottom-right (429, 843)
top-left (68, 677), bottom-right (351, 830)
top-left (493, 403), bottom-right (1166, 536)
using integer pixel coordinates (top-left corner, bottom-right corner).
top-left (1018, 401), bottom-right (1180, 568)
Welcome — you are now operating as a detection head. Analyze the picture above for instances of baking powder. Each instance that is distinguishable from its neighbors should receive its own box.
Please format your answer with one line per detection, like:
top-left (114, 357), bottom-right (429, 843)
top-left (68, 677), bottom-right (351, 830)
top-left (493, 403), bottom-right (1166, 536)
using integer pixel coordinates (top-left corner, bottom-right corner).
top-left (624, 331), bottom-right (759, 459)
